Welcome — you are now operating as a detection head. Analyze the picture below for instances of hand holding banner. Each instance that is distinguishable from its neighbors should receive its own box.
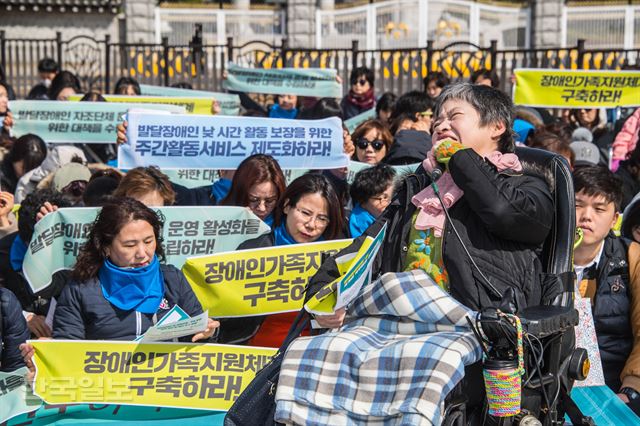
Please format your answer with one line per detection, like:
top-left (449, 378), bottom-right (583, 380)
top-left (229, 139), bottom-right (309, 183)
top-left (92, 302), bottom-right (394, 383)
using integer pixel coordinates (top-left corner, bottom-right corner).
top-left (223, 63), bottom-right (342, 98)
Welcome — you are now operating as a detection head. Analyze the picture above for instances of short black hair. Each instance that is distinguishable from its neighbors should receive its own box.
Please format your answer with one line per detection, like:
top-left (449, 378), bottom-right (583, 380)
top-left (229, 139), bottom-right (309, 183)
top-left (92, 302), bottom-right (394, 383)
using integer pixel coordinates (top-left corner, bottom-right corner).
top-left (114, 77), bottom-right (141, 95)
top-left (350, 66), bottom-right (375, 87)
top-left (38, 58), bottom-right (59, 74)
top-left (573, 166), bottom-right (623, 211)
top-left (470, 68), bottom-right (500, 88)
top-left (350, 164), bottom-right (396, 206)
top-left (376, 92), bottom-right (397, 116)
top-left (18, 189), bottom-right (72, 243)
top-left (423, 72), bottom-right (450, 90)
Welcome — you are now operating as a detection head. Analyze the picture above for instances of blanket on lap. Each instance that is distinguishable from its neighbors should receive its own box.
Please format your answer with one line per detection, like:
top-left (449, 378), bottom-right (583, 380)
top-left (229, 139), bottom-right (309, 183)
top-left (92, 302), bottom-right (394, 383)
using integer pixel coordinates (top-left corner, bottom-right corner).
top-left (275, 269), bottom-right (482, 425)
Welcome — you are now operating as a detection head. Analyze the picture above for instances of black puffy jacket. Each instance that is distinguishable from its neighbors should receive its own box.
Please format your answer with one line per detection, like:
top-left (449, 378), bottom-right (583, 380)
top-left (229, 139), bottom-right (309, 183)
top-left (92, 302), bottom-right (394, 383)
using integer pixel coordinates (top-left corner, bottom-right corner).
top-left (307, 149), bottom-right (556, 312)
top-left (1, 288), bottom-right (30, 372)
top-left (53, 264), bottom-right (204, 341)
top-left (591, 234), bottom-right (634, 392)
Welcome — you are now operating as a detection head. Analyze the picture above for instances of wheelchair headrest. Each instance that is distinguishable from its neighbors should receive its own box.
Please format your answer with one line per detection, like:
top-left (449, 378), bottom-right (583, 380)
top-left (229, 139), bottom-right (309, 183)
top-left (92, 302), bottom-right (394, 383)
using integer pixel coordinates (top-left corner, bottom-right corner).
top-left (514, 147), bottom-right (575, 276)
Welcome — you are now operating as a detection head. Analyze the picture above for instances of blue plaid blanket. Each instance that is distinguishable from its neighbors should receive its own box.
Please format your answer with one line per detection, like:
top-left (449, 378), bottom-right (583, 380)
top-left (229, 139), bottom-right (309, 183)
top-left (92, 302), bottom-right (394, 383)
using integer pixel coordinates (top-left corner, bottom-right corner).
top-left (275, 269), bottom-right (482, 425)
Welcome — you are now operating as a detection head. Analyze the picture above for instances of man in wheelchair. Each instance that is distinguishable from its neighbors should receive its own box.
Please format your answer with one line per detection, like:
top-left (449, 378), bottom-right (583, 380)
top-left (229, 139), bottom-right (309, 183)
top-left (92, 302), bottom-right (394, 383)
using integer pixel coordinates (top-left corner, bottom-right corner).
top-left (275, 83), bottom-right (592, 425)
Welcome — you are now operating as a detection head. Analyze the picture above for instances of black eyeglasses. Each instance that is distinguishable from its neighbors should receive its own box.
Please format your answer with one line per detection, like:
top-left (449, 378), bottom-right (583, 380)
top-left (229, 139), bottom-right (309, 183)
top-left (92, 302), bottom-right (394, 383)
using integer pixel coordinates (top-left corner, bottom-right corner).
top-left (355, 139), bottom-right (385, 151)
top-left (352, 78), bottom-right (368, 86)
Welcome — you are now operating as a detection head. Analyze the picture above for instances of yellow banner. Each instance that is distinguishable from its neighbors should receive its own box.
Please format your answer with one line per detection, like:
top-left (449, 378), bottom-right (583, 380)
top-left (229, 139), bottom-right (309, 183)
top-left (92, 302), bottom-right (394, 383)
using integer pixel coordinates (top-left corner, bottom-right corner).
top-left (183, 239), bottom-right (352, 317)
top-left (31, 340), bottom-right (276, 411)
top-left (68, 95), bottom-right (217, 115)
top-left (514, 69), bottom-right (640, 108)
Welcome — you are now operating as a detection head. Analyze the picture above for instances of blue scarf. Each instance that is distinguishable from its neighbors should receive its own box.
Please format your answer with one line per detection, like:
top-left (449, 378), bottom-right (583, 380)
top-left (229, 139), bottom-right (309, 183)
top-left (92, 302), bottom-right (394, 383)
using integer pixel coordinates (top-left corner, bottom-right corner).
top-left (9, 235), bottom-right (27, 271)
top-left (273, 222), bottom-right (297, 246)
top-left (98, 255), bottom-right (165, 314)
top-left (273, 221), bottom-right (324, 246)
top-left (269, 104), bottom-right (298, 120)
top-left (349, 203), bottom-right (375, 238)
top-left (263, 213), bottom-right (274, 228)
top-left (211, 178), bottom-right (232, 203)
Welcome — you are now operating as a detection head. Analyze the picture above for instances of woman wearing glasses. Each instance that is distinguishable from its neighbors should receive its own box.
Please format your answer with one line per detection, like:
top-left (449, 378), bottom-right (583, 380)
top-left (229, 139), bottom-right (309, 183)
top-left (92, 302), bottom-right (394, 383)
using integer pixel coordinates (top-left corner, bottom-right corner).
top-left (220, 154), bottom-right (286, 226)
top-left (351, 119), bottom-right (394, 165)
top-left (218, 173), bottom-right (344, 347)
top-left (341, 66), bottom-right (376, 120)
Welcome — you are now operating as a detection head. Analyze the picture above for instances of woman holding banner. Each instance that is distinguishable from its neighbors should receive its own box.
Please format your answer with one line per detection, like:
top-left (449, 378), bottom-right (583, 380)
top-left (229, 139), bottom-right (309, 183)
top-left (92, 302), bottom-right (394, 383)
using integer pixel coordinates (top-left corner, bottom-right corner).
top-left (218, 173), bottom-right (344, 347)
top-left (20, 198), bottom-right (218, 356)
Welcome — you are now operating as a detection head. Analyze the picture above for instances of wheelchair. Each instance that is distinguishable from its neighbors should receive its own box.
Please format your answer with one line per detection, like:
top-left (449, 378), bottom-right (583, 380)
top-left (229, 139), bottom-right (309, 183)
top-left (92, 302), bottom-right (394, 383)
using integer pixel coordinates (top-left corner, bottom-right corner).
top-left (442, 147), bottom-right (594, 426)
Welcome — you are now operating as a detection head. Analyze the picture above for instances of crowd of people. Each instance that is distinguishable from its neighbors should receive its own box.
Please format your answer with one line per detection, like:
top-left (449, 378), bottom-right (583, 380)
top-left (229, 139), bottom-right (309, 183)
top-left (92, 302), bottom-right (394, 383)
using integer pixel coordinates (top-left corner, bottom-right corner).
top-left (1, 57), bottom-right (640, 420)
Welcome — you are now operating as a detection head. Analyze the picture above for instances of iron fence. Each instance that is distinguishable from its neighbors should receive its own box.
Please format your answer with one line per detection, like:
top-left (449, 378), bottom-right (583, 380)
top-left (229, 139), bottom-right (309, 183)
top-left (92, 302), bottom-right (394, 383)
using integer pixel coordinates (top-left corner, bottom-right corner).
top-left (1, 29), bottom-right (638, 100)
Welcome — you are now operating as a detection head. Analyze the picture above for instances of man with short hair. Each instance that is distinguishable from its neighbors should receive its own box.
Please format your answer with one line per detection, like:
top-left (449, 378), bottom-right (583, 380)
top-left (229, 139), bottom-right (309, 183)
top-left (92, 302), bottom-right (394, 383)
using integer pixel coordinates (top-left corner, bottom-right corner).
top-left (27, 58), bottom-right (59, 100)
top-left (573, 165), bottom-right (640, 414)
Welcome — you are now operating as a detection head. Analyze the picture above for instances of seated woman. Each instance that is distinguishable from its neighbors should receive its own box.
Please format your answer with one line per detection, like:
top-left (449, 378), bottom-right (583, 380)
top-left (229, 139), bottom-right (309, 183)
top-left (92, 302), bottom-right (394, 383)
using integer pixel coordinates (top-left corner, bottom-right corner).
top-left (220, 154), bottom-right (286, 226)
top-left (348, 164), bottom-right (395, 238)
top-left (22, 197), bottom-right (218, 344)
top-left (312, 82), bottom-right (554, 325)
top-left (351, 119), bottom-right (393, 165)
top-left (218, 173), bottom-right (344, 347)
top-left (269, 94), bottom-right (299, 119)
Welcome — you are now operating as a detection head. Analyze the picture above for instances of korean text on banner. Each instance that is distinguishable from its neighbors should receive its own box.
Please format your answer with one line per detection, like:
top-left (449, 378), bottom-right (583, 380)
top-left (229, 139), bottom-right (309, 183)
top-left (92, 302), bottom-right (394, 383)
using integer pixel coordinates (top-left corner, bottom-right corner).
top-left (119, 112), bottom-right (348, 170)
top-left (6, 403), bottom-right (226, 426)
top-left (68, 94), bottom-right (219, 115)
top-left (31, 340), bottom-right (276, 411)
top-left (305, 224), bottom-right (386, 315)
top-left (0, 367), bottom-right (42, 423)
top-left (22, 206), bottom-right (270, 293)
top-left (9, 100), bottom-right (185, 143)
top-left (164, 162), bottom-right (419, 189)
top-left (183, 239), bottom-right (352, 317)
top-left (223, 63), bottom-right (342, 98)
top-left (139, 84), bottom-right (241, 116)
top-left (513, 69), bottom-right (640, 108)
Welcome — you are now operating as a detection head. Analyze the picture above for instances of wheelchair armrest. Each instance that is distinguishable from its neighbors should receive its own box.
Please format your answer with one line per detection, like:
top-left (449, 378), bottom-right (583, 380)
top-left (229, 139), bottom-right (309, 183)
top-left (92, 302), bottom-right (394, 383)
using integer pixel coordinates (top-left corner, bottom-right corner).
top-left (519, 305), bottom-right (579, 338)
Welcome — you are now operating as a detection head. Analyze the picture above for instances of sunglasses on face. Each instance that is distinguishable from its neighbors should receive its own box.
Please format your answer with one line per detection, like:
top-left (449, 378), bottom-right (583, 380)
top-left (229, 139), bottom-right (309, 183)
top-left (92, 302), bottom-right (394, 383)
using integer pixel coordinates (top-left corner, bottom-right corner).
top-left (352, 79), bottom-right (368, 86)
top-left (355, 139), bottom-right (385, 151)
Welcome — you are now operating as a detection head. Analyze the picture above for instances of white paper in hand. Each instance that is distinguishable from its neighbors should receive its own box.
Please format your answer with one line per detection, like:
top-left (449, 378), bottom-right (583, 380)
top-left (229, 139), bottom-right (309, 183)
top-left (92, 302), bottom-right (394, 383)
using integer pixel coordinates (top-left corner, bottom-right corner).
top-left (137, 309), bottom-right (209, 343)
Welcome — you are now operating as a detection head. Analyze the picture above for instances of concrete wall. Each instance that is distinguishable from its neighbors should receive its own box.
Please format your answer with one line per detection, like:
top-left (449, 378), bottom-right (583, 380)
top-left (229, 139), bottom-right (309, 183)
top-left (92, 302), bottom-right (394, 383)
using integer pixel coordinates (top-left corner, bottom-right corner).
top-left (532, 0), bottom-right (563, 48)
top-left (0, 11), bottom-right (119, 41)
top-left (287, 0), bottom-right (316, 48)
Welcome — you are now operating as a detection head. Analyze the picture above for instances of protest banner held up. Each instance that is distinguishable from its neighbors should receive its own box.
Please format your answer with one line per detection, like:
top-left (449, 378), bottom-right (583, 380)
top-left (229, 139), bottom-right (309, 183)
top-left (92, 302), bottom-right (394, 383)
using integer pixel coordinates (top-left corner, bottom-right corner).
top-left (8, 101), bottom-right (185, 143)
top-left (31, 340), bottom-right (276, 411)
top-left (68, 94), bottom-right (219, 115)
top-left (183, 239), bottom-right (352, 317)
top-left (223, 63), bottom-right (342, 98)
top-left (119, 112), bottom-right (349, 170)
top-left (139, 84), bottom-right (241, 116)
top-left (306, 224), bottom-right (386, 315)
top-left (514, 69), bottom-right (640, 108)
top-left (23, 206), bottom-right (270, 293)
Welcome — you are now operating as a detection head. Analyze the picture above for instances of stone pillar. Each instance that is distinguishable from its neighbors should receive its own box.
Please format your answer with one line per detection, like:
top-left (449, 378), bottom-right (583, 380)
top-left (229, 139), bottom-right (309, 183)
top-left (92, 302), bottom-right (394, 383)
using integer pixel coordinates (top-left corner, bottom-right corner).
top-left (532, 0), bottom-right (564, 48)
top-left (287, 0), bottom-right (316, 48)
top-left (124, 0), bottom-right (155, 43)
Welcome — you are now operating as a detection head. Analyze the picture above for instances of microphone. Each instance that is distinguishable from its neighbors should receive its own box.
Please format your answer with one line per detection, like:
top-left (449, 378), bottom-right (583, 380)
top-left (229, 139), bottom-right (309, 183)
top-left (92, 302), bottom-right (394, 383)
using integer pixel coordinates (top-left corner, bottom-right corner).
top-left (431, 166), bottom-right (444, 182)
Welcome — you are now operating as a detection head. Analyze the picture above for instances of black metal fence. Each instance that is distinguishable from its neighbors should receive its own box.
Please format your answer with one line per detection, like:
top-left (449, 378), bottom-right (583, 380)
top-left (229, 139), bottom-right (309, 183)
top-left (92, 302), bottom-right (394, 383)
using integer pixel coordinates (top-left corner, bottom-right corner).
top-left (1, 27), bottom-right (639, 99)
